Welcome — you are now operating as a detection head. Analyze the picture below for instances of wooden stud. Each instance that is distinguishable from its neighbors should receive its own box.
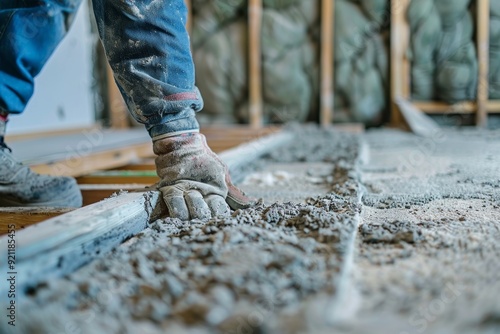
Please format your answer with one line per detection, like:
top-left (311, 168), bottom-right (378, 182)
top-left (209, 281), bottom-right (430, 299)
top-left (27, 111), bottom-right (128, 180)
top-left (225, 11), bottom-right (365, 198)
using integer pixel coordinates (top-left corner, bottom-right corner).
top-left (320, 0), bottom-right (335, 126)
top-left (77, 172), bottom-right (159, 185)
top-left (390, 0), bottom-right (411, 127)
top-left (412, 101), bottom-right (476, 114)
top-left (248, 0), bottom-right (264, 128)
top-left (476, 0), bottom-right (490, 127)
top-left (487, 100), bottom-right (500, 112)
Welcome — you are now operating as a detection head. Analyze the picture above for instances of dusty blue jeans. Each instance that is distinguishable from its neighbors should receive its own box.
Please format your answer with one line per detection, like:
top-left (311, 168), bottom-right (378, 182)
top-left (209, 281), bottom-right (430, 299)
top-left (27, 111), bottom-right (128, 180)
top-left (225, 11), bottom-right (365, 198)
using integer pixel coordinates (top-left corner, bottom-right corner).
top-left (0, 0), bottom-right (202, 137)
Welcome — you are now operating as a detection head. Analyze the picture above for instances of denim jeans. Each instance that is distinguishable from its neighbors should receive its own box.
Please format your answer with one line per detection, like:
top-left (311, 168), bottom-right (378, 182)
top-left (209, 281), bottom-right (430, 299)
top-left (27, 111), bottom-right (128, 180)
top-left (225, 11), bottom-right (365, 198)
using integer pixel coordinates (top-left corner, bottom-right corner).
top-left (0, 0), bottom-right (202, 137)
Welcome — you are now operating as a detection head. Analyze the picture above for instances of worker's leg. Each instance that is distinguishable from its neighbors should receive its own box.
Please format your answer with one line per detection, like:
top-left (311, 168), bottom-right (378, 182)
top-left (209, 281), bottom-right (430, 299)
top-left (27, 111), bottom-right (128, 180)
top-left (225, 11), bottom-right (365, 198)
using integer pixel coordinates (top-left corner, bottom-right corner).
top-left (0, 0), bottom-right (82, 114)
top-left (91, 0), bottom-right (202, 138)
top-left (0, 0), bottom-right (82, 208)
top-left (92, 0), bottom-right (253, 219)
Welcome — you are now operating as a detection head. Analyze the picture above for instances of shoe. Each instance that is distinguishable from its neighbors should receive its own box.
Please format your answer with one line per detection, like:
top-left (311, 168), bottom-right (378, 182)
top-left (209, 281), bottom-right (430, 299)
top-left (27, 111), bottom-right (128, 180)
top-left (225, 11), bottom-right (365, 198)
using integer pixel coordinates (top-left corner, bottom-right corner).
top-left (0, 144), bottom-right (82, 208)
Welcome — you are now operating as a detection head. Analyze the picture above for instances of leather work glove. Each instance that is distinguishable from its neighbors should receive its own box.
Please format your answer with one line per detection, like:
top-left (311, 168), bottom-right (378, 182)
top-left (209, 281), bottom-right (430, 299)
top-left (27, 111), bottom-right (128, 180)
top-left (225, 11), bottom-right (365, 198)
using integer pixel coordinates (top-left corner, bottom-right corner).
top-left (153, 132), bottom-right (255, 220)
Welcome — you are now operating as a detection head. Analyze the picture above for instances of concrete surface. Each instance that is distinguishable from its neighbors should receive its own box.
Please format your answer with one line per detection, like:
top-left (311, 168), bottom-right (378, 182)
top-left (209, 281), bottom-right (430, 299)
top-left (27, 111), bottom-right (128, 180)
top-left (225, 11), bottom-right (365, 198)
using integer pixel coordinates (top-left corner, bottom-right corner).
top-left (351, 128), bottom-right (500, 334)
top-left (2, 127), bottom-right (500, 334)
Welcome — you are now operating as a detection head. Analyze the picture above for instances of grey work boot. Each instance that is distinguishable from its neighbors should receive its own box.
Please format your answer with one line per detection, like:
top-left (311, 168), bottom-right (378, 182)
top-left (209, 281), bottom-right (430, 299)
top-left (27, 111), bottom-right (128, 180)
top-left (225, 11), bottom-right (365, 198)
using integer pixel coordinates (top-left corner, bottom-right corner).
top-left (0, 144), bottom-right (82, 208)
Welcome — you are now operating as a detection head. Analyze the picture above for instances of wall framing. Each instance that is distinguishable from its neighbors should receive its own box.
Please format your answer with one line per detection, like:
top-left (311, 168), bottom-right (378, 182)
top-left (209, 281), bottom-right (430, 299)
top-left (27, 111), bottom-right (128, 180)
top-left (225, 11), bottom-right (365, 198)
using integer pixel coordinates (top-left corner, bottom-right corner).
top-left (391, 0), bottom-right (500, 127)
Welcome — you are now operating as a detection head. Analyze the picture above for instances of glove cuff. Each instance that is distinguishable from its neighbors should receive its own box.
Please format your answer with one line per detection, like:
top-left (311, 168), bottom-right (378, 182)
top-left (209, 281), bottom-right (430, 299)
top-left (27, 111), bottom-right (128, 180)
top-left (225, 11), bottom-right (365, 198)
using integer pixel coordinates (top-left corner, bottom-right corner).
top-left (152, 129), bottom-right (200, 142)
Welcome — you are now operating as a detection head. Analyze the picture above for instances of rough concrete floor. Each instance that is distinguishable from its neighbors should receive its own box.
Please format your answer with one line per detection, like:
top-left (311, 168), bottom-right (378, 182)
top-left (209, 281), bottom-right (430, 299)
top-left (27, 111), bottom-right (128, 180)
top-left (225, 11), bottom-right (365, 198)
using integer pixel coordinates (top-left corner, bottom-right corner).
top-left (3, 127), bottom-right (500, 334)
top-left (351, 129), bottom-right (500, 334)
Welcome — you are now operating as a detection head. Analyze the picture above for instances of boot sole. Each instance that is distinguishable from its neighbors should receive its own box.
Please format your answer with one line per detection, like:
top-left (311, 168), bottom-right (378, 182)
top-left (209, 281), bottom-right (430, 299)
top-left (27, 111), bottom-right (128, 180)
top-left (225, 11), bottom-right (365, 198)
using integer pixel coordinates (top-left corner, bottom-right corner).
top-left (0, 187), bottom-right (83, 208)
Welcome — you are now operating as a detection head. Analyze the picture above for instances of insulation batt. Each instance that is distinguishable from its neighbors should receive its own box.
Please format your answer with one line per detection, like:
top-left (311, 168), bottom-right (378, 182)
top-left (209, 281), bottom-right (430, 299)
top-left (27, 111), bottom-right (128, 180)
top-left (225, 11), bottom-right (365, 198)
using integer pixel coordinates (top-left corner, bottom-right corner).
top-left (490, 1), bottom-right (500, 99)
top-left (192, 0), bottom-right (500, 122)
top-left (334, 0), bottom-right (388, 124)
top-left (408, 0), bottom-right (478, 103)
top-left (191, 0), bottom-right (389, 125)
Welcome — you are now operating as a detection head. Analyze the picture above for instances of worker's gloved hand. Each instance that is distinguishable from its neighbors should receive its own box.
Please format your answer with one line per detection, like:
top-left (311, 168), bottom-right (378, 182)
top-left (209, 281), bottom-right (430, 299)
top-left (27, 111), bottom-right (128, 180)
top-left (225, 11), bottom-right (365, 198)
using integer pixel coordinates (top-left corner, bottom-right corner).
top-left (153, 132), bottom-right (255, 220)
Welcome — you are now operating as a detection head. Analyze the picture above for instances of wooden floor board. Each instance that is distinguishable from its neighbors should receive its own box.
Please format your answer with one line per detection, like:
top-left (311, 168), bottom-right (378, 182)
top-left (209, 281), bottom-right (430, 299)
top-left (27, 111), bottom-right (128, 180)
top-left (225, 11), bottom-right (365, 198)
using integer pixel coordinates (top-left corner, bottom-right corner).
top-left (77, 172), bottom-right (159, 185)
top-left (80, 184), bottom-right (150, 206)
top-left (0, 208), bottom-right (73, 235)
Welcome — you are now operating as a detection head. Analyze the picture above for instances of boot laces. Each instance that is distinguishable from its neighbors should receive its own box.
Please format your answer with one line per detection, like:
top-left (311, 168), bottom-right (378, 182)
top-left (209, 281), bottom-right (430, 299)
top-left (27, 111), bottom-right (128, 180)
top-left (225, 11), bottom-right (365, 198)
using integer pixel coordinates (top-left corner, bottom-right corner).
top-left (0, 138), bottom-right (12, 152)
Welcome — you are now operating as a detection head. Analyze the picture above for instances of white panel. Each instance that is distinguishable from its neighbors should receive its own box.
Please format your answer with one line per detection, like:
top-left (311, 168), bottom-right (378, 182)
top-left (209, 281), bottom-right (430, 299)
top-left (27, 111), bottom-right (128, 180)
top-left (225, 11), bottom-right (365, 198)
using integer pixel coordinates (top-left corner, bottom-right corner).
top-left (8, 2), bottom-right (95, 134)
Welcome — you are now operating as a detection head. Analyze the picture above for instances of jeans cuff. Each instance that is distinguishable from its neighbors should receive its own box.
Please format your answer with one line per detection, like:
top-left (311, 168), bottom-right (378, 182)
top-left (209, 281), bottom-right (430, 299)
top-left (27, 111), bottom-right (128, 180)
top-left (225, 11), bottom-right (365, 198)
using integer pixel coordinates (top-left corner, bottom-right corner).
top-left (148, 115), bottom-right (199, 138)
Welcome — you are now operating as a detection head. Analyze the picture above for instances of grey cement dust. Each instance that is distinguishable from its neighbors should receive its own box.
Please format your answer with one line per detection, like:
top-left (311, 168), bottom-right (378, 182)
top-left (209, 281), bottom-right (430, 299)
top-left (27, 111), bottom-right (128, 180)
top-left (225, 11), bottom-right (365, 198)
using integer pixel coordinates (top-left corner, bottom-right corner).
top-left (350, 129), bottom-right (500, 334)
top-left (2, 128), bottom-right (362, 334)
top-left (3, 127), bottom-right (500, 334)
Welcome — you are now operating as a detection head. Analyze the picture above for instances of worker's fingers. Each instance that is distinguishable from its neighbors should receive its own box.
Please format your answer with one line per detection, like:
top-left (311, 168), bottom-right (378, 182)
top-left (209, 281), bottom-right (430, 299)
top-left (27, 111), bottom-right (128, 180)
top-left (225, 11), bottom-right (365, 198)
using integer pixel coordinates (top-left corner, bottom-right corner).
top-left (206, 195), bottom-right (231, 217)
top-left (185, 191), bottom-right (211, 220)
top-left (226, 182), bottom-right (256, 210)
top-left (160, 186), bottom-right (189, 221)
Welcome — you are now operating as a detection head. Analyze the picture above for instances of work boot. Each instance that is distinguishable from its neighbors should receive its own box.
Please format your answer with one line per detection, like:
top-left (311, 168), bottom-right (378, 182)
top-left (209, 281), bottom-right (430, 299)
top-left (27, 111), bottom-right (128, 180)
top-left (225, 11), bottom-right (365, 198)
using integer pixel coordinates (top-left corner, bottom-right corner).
top-left (0, 142), bottom-right (82, 208)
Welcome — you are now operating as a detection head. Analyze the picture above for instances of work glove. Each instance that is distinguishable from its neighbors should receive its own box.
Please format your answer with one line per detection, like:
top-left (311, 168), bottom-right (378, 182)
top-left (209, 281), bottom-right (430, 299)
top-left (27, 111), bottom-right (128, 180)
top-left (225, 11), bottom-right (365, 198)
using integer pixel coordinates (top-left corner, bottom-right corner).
top-left (153, 132), bottom-right (255, 220)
